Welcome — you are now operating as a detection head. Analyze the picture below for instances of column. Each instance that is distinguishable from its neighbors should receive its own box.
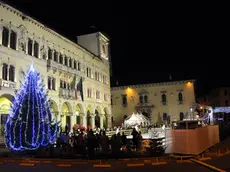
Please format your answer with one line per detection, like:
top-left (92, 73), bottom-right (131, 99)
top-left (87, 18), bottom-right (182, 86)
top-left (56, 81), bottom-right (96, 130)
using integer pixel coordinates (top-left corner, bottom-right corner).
top-left (32, 40), bottom-right (34, 57)
top-left (56, 112), bottom-right (60, 122)
top-left (60, 113), bottom-right (65, 131)
top-left (7, 64), bottom-right (9, 81)
top-left (7, 30), bottom-right (10, 47)
top-left (100, 114), bottom-right (104, 129)
top-left (70, 115), bottom-right (74, 133)
top-left (91, 114), bottom-right (95, 128)
top-left (107, 114), bottom-right (112, 128)
top-left (0, 114), bottom-right (1, 136)
top-left (37, 43), bottom-right (40, 59)
top-left (0, 25), bottom-right (3, 45)
top-left (82, 114), bottom-right (87, 128)
top-left (0, 63), bottom-right (2, 79)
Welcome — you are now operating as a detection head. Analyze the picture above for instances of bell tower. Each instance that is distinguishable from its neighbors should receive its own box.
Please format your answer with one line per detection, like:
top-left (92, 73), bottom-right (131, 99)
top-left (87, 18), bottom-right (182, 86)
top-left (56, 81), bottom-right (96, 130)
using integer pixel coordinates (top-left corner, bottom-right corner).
top-left (77, 32), bottom-right (110, 61)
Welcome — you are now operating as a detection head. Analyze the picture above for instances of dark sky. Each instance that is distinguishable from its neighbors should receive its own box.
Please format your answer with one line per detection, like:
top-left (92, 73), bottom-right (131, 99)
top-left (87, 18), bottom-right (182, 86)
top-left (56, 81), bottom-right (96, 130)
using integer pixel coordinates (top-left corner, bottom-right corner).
top-left (3, 0), bottom-right (229, 96)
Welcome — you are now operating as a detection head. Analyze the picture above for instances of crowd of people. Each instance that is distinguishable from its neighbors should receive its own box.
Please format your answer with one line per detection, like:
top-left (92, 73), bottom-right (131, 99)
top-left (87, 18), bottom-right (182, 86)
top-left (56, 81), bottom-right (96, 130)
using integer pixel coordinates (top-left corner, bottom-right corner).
top-left (55, 128), bottom-right (143, 159)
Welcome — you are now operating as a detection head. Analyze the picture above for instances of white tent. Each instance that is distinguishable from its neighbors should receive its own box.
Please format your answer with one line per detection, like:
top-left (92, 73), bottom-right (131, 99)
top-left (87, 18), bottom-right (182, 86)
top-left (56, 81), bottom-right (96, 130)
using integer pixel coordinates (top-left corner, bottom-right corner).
top-left (124, 112), bottom-right (150, 128)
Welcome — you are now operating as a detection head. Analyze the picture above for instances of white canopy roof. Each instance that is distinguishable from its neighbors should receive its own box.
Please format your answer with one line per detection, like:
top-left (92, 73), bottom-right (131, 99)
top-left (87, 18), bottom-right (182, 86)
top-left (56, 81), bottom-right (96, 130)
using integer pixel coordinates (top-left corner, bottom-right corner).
top-left (124, 112), bottom-right (150, 127)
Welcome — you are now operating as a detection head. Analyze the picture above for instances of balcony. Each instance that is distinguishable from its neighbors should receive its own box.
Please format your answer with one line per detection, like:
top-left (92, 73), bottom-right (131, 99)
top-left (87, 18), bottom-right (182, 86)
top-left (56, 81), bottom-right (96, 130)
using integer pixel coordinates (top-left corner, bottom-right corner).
top-left (96, 99), bottom-right (102, 103)
top-left (0, 79), bottom-right (16, 89)
top-left (162, 101), bottom-right (167, 106)
top-left (178, 100), bottom-right (183, 105)
top-left (136, 102), bottom-right (154, 108)
top-left (59, 88), bottom-right (75, 99)
top-left (47, 60), bottom-right (80, 76)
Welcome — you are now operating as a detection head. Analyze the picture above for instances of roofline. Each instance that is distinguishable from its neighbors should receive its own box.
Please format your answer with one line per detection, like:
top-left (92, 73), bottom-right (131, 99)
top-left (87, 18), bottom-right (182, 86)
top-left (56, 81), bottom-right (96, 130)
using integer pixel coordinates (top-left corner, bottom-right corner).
top-left (77, 32), bottom-right (109, 42)
top-left (99, 32), bottom-right (109, 41)
top-left (0, 1), bottom-right (101, 59)
top-left (111, 79), bottom-right (196, 90)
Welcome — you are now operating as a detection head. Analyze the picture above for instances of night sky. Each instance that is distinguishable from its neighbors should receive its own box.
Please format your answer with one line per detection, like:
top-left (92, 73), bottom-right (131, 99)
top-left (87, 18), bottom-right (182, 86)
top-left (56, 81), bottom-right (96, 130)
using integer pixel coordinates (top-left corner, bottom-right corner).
top-left (3, 0), bottom-right (229, 96)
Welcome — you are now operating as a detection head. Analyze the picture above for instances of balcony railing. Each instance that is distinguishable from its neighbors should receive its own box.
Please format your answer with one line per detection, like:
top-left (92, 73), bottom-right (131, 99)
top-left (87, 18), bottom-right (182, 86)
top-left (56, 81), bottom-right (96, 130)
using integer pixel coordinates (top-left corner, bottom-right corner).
top-left (59, 88), bottom-right (75, 99)
top-left (178, 100), bottom-right (183, 104)
top-left (136, 102), bottom-right (154, 107)
top-left (162, 101), bottom-right (167, 105)
top-left (0, 79), bottom-right (16, 89)
top-left (47, 59), bottom-right (80, 75)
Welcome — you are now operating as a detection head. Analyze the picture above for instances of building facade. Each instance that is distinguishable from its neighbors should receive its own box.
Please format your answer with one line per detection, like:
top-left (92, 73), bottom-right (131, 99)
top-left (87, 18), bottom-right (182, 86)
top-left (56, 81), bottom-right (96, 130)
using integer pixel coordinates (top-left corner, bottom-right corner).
top-left (0, 2), bottom-right (112, 136)
top-left (111, 80), bottom-right (195, 126)
top-left (197, 87), bottom-right (230, 107)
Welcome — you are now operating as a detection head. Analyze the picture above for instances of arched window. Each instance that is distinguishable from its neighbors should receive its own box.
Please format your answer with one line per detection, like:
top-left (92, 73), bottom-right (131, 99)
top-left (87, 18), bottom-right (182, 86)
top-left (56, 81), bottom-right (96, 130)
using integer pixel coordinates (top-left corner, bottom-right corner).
top-left (69, 58), bottom-right (72, 68)
top-left (33, 41), bottom-right (39, 58)
top-left (47, 77), bottom-right (51, 90)
top-left (54, 51), bottom-right (58, 62)
top-left (163, 113), bottom-right (167, 121)
top-left (27, 39), bottom-right (33, 56)
top-left (178, 92), bottom-right (183, 104)
top-left (144, 95), bottom-right (148, 103)
top-left (64, 56), bottom-right (68, 66)
top-left (60, 80), bottom-right (63, 88)
top-left (9, 65), bottom-right (15, 82)
top-left (63, 82), bottom-right (67, 89)
top-left (180, 112), bottom-right (184, 120)
top-left (52, 78), bottom-right (56, 90)
top-left (10, 30), bottom-right (17, 50)
top-left (2, 27), bottom-right (9, 47)
top-left (59, 54), bottom-right (63, 64)
top-left (2, 63), bottom-right (8, 80)
top-left (74, 60), bottom-right (77, 69)
top-left (48, 48), bottom-right (52, 60)
top-left (78, 62), bottom-right (81, 71)
top-left (96, 91), bottom-right (100, 99)
top-left (139, 95), bottom-right (143, 104)
top-left (122, 96), bottom-right (127, 106)
top-left (162, 94), bottom-right (166, 105)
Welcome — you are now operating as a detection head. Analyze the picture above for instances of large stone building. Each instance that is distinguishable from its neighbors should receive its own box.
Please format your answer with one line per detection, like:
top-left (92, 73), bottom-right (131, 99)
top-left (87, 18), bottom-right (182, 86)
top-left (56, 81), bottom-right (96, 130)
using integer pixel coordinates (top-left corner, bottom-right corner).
top-left (0, 2), bottom-right (112, 136)
top-left (198, 87), bottom-right (230, 107)
top-left (111, 80), bottom-right (195, 126)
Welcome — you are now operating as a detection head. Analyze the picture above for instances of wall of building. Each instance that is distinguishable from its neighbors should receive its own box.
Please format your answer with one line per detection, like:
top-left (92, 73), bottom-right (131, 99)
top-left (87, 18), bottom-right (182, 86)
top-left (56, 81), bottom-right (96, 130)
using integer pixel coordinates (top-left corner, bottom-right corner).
top-left (111, 80), bottom-right (195, 126)
top-left (0, 2), bottom-right (112, 135)
top-left (198, 87), bottom-right (230, 107)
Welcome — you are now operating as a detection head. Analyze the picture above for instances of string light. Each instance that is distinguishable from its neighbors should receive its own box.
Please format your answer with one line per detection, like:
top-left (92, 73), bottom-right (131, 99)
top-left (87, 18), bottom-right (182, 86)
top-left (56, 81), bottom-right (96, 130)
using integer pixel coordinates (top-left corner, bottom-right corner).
top-left (4, 64), bottom-right (60, 151)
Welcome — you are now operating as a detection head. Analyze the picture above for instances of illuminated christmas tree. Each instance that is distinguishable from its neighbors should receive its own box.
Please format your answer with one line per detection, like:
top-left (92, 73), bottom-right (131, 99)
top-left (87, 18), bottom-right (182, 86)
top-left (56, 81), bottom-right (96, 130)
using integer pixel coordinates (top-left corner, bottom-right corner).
top-left (4, 64), bottom-right (60, 151)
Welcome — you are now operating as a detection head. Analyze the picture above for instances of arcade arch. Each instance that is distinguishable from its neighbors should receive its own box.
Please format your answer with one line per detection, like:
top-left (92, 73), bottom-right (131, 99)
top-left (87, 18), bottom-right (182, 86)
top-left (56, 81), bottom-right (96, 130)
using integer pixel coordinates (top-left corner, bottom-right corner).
top-left (95, 106), bottom-right (101, 128)
top-left (49, 99), bottom-right (58, 120)
top-left (61, 102), bottom-right (72, 131)
top-left (0, 94), bottom-right (14, 136)
top-left (74, 103), bottom-right (84, 125)
top-left (86, 105), bottom-right (93, 127)
top-left (103, 107), bottom-right (109, 128)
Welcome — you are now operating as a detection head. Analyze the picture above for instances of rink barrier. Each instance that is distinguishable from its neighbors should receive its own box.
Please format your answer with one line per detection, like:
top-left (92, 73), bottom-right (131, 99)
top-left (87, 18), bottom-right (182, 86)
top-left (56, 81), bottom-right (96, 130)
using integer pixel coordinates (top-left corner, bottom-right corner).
top-left (93, 164), bottom-right (111, 168)
top-left (191, 159), bottom-right (226, 172)
top-left (19, 163), bottom-right (35, 167)
top-left (56, 163), bottom-right (72, 167)
top-left (127, 163), bottom-right (144, 167)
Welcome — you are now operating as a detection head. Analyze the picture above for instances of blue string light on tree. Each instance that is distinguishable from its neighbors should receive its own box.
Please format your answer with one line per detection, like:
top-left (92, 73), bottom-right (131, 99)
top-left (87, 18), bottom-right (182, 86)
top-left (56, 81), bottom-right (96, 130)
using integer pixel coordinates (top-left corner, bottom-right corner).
top-left (4, 63), bottom-right (60, 151)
